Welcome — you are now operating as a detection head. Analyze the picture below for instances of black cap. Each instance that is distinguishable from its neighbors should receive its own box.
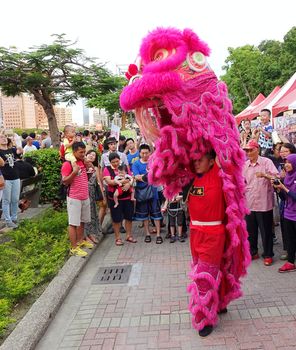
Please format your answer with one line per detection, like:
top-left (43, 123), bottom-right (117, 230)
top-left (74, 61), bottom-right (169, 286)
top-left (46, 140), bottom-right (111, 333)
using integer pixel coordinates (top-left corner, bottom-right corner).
top-left (106, 137), bottom-right (118, 144)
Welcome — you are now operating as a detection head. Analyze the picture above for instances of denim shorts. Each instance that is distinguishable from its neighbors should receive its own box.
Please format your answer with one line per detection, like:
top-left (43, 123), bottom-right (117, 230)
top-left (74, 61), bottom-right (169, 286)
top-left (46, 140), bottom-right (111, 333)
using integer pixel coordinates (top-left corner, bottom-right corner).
top-left (134, 198), bottom-right (163, 221)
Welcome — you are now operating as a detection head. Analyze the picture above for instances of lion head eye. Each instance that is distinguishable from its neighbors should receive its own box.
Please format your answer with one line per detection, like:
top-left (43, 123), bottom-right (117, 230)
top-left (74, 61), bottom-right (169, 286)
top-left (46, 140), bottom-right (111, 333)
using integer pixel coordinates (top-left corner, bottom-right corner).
top-left (186, 52), bottom-right (207, 72)
top-left (153, 48), bottom-right (176, 62)
top-left (153, 48), bottom-right (169, 61)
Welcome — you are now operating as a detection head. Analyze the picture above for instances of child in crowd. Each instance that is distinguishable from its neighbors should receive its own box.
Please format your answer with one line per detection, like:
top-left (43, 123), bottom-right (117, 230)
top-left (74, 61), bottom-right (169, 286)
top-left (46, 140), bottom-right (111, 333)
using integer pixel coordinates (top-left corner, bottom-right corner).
top-left (162, 193), bottom-right (186, 243)
top-left (63, 125), bottom-right (77, 166)
top-left (113, 165), bottom-right (135, 208)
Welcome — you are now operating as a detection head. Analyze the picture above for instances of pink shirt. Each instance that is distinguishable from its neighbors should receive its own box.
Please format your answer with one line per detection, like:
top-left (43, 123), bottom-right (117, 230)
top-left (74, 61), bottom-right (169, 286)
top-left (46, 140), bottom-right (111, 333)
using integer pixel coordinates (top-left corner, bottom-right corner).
top-left (243, 156), bottom-right (278, 212)
top-left (61, 160), bottom-right (89, 200)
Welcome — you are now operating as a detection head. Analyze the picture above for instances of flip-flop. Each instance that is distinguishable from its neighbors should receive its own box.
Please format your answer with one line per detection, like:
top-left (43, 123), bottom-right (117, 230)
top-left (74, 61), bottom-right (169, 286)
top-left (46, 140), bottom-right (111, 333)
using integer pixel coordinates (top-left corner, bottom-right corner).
top-left (115, 239), bottom-right (124, 246)
top-left (126, 236), bottom-right (137, 243)
top-left (156, 236), bottom-right (163, 244)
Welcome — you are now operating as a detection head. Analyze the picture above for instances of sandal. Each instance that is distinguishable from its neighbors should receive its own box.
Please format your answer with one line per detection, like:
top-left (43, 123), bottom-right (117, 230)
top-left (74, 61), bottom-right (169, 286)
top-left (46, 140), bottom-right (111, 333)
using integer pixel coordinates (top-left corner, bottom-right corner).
top-left (144, 235), bottom-right (151, 243)
top-left (156, 236), bottom-right (163, 244)
top-left (126, 236), bottom-right (137, 243)
top-left (115, 239), bottom-right (124, 246)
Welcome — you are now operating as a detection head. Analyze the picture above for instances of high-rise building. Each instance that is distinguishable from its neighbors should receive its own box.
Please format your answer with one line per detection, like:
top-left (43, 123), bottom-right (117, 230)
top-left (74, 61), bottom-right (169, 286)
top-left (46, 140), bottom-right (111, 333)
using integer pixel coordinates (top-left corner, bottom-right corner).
top-left (1, 94), bottom-right (24, 129)
top-left (54, 106), bottom-right (73, 129)
top-left (93, 108), bottom-right (109, 127)
top-left (0, 91), bottom-right (4, 129)
top-left (35, 103), bottom-right (48, 130)
top-left (82, 99), bottom-right (90, 125)
top-left (0, 90), bottom-right (73, 130)
top-left (22, 94), bottom-right (37, 128)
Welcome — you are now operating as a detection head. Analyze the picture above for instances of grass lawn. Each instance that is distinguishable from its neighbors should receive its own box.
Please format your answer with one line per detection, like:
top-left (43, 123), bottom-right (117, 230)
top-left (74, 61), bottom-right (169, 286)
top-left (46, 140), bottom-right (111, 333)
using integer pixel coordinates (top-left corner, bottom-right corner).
top-left (0, 209), bottom-right (69, 343)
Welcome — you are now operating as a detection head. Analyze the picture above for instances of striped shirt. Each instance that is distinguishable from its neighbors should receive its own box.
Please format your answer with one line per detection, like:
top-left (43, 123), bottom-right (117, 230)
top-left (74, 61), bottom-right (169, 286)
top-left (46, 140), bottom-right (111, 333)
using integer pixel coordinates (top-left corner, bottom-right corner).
top-left (61, 160), bottom-right (89, 200)
top-left (258, 122), bottom-right (273, 150)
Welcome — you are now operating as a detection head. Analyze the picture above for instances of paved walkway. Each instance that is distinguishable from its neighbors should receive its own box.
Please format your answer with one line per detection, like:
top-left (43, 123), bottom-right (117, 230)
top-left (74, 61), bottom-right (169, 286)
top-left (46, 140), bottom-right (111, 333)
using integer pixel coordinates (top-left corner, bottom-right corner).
top-left (36, 226), bottom-right (296, 350)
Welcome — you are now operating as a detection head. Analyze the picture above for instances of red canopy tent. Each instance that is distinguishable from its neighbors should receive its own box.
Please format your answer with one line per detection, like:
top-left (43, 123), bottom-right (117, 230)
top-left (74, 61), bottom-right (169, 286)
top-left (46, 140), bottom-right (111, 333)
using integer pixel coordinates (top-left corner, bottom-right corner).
top-left (272, 78), bottom-right (296, 117)
top-left (235, 93), bottom-right (265, 125)
top-left (246, 86), bottom-right (281, 120)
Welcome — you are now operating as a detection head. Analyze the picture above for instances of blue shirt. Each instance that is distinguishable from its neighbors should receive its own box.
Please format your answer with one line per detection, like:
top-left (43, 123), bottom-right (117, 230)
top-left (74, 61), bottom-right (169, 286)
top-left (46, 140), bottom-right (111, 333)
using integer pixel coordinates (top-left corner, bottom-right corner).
top-left (132, 159), bottom-right (148, 189)
top-left (33, 140), bottom-right (40, 150)
top-left (127, 151), bottom-right (139, 168)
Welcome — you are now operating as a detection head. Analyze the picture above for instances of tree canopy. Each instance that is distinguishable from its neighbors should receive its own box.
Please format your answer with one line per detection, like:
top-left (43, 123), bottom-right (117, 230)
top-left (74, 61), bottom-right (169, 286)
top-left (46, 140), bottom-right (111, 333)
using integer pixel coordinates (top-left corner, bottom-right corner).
top-left (87, 74), bottom-right (127, 117)
top-left (221, 26), bottom-right (296, 115)
top-left (0, 34), bottom-right (110, 147)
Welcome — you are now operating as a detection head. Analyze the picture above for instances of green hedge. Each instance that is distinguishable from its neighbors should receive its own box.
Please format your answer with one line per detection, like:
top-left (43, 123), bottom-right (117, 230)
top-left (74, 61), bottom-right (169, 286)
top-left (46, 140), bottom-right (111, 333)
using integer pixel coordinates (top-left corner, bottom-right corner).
top-left (0, 209), bottom-right (69, 338)
top-left (24, 149), bottom-right (62, 202)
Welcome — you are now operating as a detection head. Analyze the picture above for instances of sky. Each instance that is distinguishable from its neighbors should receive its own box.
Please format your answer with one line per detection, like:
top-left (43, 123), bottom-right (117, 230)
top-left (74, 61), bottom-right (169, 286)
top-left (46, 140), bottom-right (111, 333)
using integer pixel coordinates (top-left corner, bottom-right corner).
top-left (1, 0), bottom-right (295, 124)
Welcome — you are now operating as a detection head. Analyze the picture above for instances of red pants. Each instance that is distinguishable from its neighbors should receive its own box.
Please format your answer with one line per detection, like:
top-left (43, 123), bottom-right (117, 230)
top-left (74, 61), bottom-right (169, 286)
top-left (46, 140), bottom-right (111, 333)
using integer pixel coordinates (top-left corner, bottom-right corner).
top-left (188, 225), bottom-right (226, 331)
top-left (190, 225), bottom-right (226, 266)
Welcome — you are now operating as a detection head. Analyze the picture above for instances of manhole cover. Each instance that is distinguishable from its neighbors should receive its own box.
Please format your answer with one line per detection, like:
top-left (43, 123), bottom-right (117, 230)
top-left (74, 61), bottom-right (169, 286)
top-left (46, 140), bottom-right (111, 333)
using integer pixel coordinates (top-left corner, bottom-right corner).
top-left (92, 265), bottom-right (132, 284)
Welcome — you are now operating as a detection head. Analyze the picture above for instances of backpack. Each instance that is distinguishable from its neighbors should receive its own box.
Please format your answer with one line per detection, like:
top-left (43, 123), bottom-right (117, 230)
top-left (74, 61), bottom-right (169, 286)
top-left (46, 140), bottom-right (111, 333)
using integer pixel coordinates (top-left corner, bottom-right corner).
top-left (59, 161), bottom-right (72, 200)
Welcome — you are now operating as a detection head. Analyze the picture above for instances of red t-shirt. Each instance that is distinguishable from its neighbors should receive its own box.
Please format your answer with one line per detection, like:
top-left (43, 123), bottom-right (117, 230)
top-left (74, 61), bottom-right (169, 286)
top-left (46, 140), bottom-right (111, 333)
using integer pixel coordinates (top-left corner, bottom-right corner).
top-left (103, 166), bottom-right (132, 200)
top-left (188, 162), bottom-right (225, 224)
top-left (61, 160), bottom-right (89, 200)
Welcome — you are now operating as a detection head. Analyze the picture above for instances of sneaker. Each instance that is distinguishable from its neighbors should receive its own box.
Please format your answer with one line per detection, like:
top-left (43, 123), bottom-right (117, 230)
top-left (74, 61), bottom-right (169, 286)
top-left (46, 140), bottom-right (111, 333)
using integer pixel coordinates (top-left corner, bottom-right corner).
top-left (170, 235), bottom-right (177, 243)
top-left (6, 221), bottom-right (18, 229)
top-left (264, 257), bottom-right (273, 266)
top-left (70, 246), bottom-right (88, 257)
top-left (79, 240), bottom-right (94, 249)
top-left (178, 235), bottom-right (186, 243)
top-left (199, 325), bottom-right (213, 337)
top-left (278, 262), bottom-right (296, 273)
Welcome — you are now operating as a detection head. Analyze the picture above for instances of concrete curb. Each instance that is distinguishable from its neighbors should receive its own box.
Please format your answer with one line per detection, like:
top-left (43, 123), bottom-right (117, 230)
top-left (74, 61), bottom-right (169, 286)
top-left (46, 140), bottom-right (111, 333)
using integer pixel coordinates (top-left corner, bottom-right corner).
top-left (0, 236), bottom-right (104, 350)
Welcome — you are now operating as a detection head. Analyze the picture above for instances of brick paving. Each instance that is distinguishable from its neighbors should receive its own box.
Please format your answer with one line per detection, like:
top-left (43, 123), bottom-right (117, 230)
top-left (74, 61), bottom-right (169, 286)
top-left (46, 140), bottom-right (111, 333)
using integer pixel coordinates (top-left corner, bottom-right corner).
top-left (36, 225), bottom-right (296, 350)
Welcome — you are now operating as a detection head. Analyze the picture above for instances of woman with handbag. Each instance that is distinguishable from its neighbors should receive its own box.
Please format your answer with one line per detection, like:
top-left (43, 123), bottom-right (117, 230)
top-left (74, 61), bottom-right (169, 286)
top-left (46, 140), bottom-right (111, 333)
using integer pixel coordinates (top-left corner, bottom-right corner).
top-left (132, 144), bottom-right (163, 244)
top-left (84, 150), bottom-right (103, 244)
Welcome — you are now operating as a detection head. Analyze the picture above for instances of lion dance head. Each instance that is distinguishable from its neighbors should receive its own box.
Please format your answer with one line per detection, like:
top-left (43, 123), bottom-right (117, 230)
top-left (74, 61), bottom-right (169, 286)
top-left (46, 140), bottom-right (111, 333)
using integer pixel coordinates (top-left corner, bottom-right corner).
top-left (120, 27), bottom-right (250, 312)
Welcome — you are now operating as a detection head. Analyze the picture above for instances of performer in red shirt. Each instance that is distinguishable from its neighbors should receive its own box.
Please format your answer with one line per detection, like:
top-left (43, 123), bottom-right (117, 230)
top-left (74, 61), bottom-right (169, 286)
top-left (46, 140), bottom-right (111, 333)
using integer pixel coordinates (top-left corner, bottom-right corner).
top-left (186, 150), bottom-right (227, 337)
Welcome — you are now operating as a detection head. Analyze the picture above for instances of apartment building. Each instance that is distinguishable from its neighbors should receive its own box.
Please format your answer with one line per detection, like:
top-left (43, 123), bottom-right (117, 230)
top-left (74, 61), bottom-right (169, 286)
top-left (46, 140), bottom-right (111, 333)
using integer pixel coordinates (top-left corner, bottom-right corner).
top-left (0, 92), bottom-right (72, 130)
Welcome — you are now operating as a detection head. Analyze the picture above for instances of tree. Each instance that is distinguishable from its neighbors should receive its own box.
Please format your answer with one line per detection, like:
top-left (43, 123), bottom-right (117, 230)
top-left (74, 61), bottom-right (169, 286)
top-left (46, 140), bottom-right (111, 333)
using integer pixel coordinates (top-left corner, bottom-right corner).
top-left (279, 26), bottom-right (296, 83)
top-left (221, 45), bottom-right (262, 114)
top-left (87, 75), bottom-right (127, 127)
top-left (221, 27), bottom-right (296, 115)
top-left (0, 34), bottom-right (108, 147)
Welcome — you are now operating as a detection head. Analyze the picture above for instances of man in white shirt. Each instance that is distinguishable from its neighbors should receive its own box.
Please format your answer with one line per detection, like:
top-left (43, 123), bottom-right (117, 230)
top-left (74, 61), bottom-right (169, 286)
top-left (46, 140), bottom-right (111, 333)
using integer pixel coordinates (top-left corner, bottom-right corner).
top-left (100, 137), bottom-right (129, 169)
top-left (23, 136), bottom-right (37, 154)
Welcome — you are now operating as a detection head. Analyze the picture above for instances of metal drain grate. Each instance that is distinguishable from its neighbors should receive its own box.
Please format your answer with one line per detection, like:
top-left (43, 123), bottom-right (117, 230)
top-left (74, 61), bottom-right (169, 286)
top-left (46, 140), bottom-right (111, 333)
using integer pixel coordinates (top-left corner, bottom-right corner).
top-left (92, 265), bottom-right (132, 284)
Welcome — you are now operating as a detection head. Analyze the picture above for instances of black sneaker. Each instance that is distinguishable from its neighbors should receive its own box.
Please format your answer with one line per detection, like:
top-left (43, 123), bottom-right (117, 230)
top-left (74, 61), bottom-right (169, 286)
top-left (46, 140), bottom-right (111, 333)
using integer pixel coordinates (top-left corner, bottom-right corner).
top-left (198, 325), bottom-right (213, 337)
top-left (170, 236), bottom-right (177, 243)
top-left (218, 308), bottom-right (228, 314)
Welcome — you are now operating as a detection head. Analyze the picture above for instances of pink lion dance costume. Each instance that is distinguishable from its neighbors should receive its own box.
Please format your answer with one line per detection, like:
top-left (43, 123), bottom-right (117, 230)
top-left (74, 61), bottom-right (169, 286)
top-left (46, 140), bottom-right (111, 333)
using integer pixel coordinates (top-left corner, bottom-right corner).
top-left (120, 27), bottom-right (251, 333)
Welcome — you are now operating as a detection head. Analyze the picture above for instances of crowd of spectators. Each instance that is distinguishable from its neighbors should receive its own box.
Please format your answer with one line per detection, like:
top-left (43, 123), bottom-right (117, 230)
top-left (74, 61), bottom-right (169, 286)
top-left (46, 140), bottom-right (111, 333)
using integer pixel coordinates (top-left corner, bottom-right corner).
top-left (241, 108), bottom-right (296, 272)
top-left (2, 109), bottom-right (296, 275)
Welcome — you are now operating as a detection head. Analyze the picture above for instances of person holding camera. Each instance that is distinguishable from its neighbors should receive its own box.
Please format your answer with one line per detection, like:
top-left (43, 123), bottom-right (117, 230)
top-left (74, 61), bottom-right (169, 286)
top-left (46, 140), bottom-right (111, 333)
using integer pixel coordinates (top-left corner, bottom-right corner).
top-left (273, 154), bottom-right (296, 273)
top-left (243, 139), bottom-right (278, 266)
